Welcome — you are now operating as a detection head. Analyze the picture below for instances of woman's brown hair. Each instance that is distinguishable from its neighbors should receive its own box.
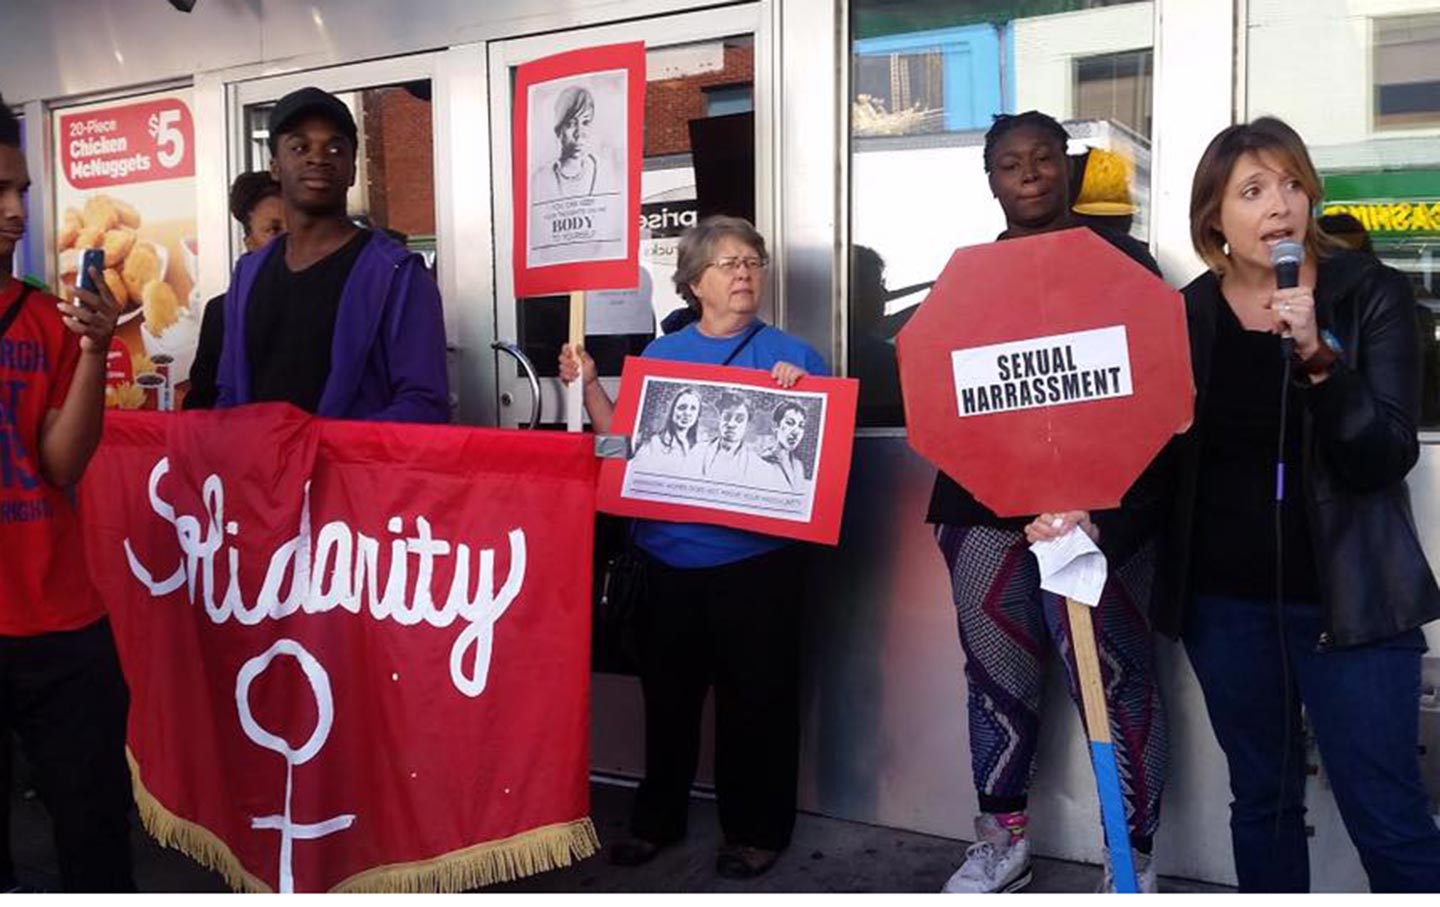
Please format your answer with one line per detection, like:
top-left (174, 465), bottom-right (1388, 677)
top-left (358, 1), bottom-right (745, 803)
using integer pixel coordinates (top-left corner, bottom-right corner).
top-left (1189, 116), bottom-right (1339, 274)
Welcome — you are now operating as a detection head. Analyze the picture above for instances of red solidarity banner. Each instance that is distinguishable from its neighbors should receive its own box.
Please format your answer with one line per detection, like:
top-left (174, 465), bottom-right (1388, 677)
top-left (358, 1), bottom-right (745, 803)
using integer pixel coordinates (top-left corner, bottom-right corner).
top-left (59, 96), bottom-right (195, 190)
top-left (78, 405), bottom-right (599, 892)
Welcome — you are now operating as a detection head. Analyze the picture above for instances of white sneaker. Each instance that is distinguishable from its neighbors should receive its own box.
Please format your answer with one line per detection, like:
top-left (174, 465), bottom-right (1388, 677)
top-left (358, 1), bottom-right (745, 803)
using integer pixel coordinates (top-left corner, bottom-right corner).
top-left (1098, 848), bottom-right (1157, 893)
top-left (942, 814), bottom-right (1033, 893)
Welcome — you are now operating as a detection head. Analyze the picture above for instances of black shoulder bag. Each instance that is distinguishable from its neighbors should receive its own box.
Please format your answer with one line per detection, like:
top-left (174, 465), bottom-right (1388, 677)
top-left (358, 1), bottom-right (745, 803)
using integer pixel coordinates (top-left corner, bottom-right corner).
top-left (593, 321), bottom-right (768, 674)
top-left (0, 284), bottom-right (33, 341)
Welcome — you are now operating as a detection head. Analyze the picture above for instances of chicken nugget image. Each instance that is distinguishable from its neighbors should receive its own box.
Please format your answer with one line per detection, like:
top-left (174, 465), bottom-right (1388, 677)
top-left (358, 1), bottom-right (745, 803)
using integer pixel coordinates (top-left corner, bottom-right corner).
top-left (56, 248), bottom-right (78, 283)
top-left (113, 198), bottom-right (141, 229)
top-left (102, 268), bottom-right (130, 310)
top-left (82, 194), bottom-right (120, 232)
top-left (74, 227), bottom-right (103, 251)
top-left (141, 279), bottom-right (180, 337)
top-left (102, 228), bottom-right (136, 267)
top-left (121, 243), bottom-right (161, 301)
top-left (57, 209), bottom-right (82, 251)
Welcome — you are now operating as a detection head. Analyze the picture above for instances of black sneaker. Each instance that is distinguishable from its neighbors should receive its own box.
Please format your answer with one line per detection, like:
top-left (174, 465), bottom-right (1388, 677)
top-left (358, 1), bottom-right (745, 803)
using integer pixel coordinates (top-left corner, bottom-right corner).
top-left (608, 838), bottom-right (663, 867)
top-left (715, 845), bottom-right (779, 879)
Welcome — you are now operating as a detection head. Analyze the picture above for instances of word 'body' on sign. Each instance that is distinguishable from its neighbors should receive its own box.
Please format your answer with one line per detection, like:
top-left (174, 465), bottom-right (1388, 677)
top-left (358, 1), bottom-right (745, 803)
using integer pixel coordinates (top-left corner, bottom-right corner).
top-left (950, 325), bottom-right (1133, 418)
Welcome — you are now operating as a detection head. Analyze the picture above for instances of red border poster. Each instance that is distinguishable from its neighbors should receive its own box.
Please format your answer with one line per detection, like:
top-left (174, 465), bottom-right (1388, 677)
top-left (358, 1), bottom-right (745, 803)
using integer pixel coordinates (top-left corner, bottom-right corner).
top-left (513, 42), bottom-right (645, 297)
top-left (52, 89), bottom-right (200, 406)
top-left (597, 357), bottom-right (858, 545)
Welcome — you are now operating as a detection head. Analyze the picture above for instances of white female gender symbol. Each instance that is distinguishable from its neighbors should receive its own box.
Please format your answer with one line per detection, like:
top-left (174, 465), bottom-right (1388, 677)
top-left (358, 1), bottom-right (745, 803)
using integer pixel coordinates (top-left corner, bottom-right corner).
top-left (236, 639), bottom-right (355, 893)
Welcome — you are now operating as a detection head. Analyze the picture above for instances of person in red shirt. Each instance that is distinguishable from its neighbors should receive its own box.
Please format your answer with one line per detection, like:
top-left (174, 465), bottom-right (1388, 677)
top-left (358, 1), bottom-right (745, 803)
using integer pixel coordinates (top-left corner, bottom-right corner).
top-left (0, 94), bottom-right (133, 892)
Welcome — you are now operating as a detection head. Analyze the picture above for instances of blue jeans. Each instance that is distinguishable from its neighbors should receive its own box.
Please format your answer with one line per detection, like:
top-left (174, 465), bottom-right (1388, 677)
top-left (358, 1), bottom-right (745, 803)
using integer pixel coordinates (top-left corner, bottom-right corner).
top-left (1185, 595), bottom-right (1440, 892)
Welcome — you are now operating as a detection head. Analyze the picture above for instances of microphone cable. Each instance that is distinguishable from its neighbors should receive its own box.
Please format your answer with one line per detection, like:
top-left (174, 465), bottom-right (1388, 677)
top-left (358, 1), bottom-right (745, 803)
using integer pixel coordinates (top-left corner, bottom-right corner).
top-left (1271, 342), bottom-right (1298, 844)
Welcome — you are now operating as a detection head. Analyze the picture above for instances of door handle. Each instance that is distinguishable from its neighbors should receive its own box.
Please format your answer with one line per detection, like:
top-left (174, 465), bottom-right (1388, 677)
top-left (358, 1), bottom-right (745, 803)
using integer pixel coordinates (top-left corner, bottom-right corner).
top-left (491, 341), bottom-right (542, 430)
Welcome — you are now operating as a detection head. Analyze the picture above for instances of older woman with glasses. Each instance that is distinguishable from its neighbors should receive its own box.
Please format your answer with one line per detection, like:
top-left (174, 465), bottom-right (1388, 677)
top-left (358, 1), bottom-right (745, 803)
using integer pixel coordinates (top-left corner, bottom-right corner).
top-left (560, 215), bottom-right (827, 880)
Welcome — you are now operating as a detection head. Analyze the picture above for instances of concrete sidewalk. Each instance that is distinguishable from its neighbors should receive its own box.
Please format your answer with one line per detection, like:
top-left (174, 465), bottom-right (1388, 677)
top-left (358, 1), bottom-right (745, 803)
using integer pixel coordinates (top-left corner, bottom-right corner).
top-left (495, 782), bottom-right (1229, 894)
top-left (8, 777), bottom-right (1229, 893)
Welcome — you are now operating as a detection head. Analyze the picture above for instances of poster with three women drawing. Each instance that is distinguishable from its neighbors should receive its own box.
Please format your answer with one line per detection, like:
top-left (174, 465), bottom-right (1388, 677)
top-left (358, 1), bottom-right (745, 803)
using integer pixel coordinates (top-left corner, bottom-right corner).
top-left (598, 358), bottom-right (857, 546)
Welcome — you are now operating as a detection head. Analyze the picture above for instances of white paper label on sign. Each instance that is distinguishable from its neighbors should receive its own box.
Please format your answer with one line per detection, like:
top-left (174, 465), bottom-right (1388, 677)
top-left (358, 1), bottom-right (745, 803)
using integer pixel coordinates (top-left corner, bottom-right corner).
top-left (950, 325), bottom-right (1133, 418)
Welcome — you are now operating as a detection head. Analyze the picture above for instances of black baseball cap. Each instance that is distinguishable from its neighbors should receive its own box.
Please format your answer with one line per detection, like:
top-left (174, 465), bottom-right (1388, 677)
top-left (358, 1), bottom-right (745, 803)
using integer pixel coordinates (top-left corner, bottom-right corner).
top-left (267, 87), bottom-right (358, 153)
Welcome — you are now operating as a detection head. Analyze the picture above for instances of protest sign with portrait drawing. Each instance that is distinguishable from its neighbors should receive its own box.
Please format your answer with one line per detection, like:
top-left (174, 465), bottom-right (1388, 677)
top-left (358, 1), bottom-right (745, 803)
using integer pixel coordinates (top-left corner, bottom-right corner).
top-left (598, 358), bottom-right (858, 545)
top-left (512, 43), bottom-right (644, 297)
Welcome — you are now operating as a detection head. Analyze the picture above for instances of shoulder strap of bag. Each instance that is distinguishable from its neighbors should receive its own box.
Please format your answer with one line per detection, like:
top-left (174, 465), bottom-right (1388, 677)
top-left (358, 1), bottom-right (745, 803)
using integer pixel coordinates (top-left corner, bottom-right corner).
top-left (0, 283), bottom-right (34, 342)
top-left (721, 322), bottom-right (766, 367)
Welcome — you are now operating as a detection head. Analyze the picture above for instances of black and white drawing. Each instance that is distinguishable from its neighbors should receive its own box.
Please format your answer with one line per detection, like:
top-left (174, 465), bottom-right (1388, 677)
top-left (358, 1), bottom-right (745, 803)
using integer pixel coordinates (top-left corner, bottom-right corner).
top-left (622, 377), bottom-right (827, 522)
top-left (525, 69), bottom-right (629, 268)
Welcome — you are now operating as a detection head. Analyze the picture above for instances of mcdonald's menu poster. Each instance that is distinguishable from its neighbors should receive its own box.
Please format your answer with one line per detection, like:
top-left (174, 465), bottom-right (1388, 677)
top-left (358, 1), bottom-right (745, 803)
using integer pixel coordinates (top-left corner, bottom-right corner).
top-left (513, 43), bottom-right (643, 297)
top-left (950, 326), bottom-right (1134, 418)
top-left (53, 89), bottom-right (200, 409)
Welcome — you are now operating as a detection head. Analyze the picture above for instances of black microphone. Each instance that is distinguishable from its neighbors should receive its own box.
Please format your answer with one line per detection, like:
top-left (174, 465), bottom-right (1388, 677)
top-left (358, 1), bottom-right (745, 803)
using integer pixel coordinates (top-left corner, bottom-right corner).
top-left (1270, 240), bottom-right (1304, 361)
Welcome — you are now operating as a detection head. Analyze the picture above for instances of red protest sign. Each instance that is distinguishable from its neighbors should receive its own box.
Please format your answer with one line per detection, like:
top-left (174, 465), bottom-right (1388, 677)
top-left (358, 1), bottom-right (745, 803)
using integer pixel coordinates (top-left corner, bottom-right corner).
top-left (597, 357), bottom-right (858, 545)
top-left (512, 42), bottom-right (644, 297)
top-left (79, 406), bottom-right (599, 892)
top-left (58, 97), bottom-right (195, 190)
top-left (897, 228), bottom-right (1192, 517)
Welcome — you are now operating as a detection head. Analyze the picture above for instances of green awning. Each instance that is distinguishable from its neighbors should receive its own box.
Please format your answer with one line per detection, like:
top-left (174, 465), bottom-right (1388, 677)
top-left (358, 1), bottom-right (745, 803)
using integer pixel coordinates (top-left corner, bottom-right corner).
top-left (1322, 170), bottom-right (1440, 237)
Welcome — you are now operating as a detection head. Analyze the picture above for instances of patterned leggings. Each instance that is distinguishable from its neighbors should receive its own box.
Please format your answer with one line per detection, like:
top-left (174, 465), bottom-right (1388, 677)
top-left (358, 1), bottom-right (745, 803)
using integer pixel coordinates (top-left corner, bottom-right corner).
top-left (935, 523), bottom-right (1167, 843)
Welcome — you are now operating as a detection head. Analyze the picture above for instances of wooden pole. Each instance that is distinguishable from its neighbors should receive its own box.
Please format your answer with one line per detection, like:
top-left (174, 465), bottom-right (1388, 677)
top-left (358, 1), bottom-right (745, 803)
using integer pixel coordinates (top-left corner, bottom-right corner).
top-left (567, 290), bottom-right (585, 433)
top-left (1066, 597), bottom-right (1138, 893)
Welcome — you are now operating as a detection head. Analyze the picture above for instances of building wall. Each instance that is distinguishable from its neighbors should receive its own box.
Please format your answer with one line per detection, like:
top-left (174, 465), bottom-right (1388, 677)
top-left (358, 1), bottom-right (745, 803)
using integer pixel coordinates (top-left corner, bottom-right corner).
top-left (1246, 0), bottom-right (1440, 160)
top-left (1012, 3), bottom-right (1155, 119)
top-left (363, 87), bottom-right (436, 238)
top-left (645, 43), bottom-right (753, 156)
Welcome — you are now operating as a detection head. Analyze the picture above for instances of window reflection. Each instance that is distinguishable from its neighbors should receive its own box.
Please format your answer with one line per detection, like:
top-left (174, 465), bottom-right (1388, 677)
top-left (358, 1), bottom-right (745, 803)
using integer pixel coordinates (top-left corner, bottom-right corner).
top-left (1250, 4), bottom-right (1440, 428)
top-left (848, 0), bottom-right (1153, 428)
top-left (1374, 14), bottom-right (1440, 130)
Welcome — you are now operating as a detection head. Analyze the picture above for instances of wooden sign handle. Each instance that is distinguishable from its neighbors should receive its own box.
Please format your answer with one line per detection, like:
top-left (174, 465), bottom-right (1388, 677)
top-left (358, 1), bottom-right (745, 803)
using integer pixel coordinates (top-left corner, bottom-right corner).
top-left (567, 290), bottom-right (585, 433)
top-left (1066, 597), bottom-right (1139, 894)
top-left (1067, 598), bottom-right (1111, 743)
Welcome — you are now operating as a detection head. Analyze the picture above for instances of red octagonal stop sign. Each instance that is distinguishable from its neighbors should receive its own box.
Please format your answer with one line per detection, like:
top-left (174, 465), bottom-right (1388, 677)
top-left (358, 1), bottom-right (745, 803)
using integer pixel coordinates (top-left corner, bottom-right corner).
top-left (897, 228), bottom-right (1193, 517)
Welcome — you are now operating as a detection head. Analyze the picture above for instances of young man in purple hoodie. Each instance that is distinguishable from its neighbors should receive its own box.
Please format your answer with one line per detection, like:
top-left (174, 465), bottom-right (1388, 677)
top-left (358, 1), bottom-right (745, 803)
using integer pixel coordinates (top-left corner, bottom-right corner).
top-left (216, 87), bottom-right (449, 423)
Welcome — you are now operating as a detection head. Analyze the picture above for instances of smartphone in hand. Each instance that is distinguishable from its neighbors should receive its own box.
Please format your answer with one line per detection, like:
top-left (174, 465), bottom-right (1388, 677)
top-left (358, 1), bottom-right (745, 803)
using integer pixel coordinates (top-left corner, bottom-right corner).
top-left (76, 248), bottom-right (105, 298)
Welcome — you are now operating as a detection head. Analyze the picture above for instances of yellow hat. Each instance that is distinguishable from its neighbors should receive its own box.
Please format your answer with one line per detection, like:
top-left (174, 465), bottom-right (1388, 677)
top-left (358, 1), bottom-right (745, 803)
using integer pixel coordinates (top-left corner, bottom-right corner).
top-left (1073, 147), bottom-right (1138, 216)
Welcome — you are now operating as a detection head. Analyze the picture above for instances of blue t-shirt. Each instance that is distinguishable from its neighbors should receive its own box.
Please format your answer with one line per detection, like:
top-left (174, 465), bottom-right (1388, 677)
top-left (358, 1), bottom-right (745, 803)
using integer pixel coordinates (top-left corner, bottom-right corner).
top-left (632, 321), bottom-right (830, 569)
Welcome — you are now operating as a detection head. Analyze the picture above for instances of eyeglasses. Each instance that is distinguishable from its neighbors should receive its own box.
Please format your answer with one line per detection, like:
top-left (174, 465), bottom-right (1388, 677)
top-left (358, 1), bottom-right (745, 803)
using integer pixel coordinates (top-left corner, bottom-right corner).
top-left (708, 256), bottom-right (769, 274)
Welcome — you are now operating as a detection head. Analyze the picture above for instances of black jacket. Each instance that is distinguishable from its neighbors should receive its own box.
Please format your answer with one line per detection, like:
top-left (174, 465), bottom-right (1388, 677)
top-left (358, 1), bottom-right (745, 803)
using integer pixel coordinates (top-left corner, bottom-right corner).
top-left (1155, 250), bottom-right (1440, 648)
top-left (181, 293), bottom-right (224, 411)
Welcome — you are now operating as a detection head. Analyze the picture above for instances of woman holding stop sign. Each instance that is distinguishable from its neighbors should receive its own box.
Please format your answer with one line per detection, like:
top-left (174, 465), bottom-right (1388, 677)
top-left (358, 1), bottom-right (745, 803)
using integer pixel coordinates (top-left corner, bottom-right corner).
top-left (1161, 116), bottom-right (1440, 892)
top-left (930, 111), bottom-right (1172, 894)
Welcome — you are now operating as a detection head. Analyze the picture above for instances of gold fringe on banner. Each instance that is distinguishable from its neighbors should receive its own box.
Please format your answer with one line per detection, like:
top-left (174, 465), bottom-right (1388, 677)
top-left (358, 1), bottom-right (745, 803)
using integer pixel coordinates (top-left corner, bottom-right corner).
top-left (127, 750), bottom-right (600, 893)
top-left (333, 818), bottom-right (601, 893)
top-left (127, 750), bottom-right (273, 893)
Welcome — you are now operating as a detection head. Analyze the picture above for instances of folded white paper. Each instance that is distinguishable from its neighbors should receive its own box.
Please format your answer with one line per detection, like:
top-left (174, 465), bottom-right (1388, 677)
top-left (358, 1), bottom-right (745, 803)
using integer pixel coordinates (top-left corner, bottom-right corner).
top-left (1031, 527), bottom-right (1108, 607)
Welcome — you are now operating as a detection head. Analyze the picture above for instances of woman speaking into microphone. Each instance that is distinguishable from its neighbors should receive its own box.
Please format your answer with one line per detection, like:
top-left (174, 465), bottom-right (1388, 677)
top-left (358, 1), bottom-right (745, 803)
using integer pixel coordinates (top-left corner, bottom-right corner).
top-left (1158, 116), bottom-right (1440, 892)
